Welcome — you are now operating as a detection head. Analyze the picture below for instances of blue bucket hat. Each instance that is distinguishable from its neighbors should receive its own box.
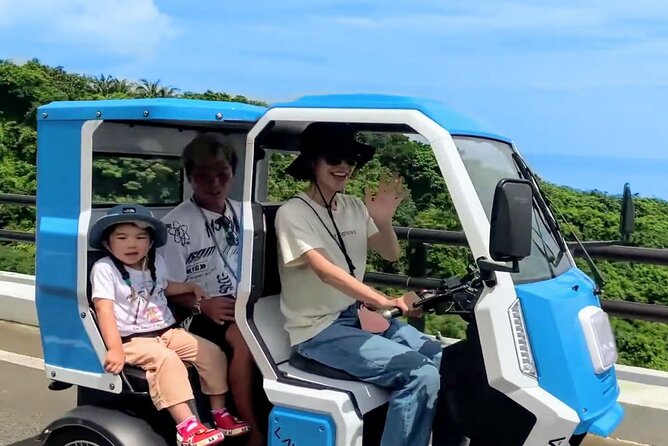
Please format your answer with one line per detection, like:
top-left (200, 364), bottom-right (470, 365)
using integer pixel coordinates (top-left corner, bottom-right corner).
top-left (88, 204), bottom-right (167, 250)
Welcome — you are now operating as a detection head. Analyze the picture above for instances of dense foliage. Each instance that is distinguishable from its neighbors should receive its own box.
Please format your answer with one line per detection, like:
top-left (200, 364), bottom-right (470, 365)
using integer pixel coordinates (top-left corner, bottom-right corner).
top-left (1, 59), bottom-right (666, 371)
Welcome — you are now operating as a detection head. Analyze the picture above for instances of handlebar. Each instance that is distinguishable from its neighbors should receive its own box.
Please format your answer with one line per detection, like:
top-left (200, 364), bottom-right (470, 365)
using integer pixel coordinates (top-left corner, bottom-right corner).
top-left (380, 270), bottom-right (483, 320)
top-left (381, 307), bottom-right (403, 319)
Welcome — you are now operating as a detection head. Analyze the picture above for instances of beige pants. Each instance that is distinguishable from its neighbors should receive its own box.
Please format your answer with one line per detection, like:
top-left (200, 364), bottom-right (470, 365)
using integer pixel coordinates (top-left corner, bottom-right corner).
top-left (123, 328), bottom-right (228, 410)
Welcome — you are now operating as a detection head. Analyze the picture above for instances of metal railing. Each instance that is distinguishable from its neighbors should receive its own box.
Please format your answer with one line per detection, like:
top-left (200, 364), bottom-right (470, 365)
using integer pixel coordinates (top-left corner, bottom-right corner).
top-left (2, 193), bottom-right (668, 323)
top-left (0, 193), bottom-right (36, 243)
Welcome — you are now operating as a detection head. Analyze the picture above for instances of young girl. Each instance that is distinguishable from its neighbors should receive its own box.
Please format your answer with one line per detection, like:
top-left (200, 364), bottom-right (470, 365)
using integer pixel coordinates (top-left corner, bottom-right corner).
top-left (88, 204), bottom-right (250, 446)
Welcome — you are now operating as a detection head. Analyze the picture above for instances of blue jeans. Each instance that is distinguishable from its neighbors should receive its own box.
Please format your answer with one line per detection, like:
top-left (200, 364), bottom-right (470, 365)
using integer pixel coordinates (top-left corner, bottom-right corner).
top-left (296, 305), bottom-right (443, 446)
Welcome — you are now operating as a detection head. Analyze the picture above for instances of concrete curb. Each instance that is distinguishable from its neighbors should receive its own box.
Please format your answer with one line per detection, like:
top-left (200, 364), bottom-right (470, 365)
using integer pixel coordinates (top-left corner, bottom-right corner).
top-left (0, 271), bottom-right (37, 326)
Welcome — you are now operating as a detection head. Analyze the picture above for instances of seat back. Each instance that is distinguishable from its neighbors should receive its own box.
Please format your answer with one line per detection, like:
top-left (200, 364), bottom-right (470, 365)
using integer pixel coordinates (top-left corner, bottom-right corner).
top-left (254, 294), bottom-right (291, 364)
top-left (85, 249), bottom-right (151, 394)
top-left (249, 202), bottom-right (291, 365)
top-left (86, 249), bottom-right (109, 303)
top-left (246, 201), bottom-right (391, 417)
top-left (259, 203), bottom-right (281, 297)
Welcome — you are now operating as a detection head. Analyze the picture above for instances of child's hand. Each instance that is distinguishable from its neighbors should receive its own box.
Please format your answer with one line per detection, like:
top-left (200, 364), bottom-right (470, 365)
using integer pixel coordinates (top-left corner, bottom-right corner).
top-left (190, 284), bottom-right (209, 302)
top-left (104, 348), bottom-right (125, 375)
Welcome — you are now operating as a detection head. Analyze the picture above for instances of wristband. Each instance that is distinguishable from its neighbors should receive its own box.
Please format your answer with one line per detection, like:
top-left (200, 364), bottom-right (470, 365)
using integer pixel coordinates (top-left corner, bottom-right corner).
top-left (192, 301), bottom-right (201, 316)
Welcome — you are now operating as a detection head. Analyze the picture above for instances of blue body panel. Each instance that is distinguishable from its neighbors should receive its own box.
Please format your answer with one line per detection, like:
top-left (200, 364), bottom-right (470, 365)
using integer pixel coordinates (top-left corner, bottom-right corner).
top-left (35, 99), bottom-right (264, 375)
top-left (516, 267), bottom-right (624, 436)
top-left (36, 119), bottom-right (103, 373)
top-left (269, 406), bottom-right (335, 446)
top-left (39, 98), bottom-right (266, 123)
top-left (272, 93), bottom-right (511, 143)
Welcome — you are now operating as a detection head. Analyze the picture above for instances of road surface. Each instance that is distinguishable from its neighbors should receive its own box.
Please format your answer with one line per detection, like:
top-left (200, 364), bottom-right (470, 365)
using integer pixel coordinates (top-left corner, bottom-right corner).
top-left (0, 320), bottom-right (645, 446)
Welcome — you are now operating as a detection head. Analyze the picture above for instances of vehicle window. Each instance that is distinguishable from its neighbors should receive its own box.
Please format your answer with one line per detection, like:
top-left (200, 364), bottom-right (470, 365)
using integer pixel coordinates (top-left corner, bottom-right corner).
top-left (453, 136), bottom-right (573, 283)
top-left (92, 154), bottom-right (183, 207)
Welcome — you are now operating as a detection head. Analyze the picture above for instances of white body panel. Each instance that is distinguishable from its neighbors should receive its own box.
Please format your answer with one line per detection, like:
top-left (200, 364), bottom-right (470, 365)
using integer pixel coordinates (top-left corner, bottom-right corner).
top-left (236, 107), bottom-right (580, 444)
top-left (263, 379), bottom-right (364, 446)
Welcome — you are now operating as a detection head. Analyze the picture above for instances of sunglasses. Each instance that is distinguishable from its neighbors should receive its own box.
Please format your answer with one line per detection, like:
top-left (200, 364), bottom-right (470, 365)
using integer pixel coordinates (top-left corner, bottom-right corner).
top-left (214, 214), bottom-right (239, 246)
top-left (321, 151), bottom-right (360, 166)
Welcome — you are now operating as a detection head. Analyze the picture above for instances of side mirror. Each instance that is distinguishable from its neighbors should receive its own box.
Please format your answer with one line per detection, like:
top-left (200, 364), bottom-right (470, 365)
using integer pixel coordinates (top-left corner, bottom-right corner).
top-left (620, 183), bottom-right (635, 243)
top-left (489, 178), bottom-right (533, 262)
top-left (407, 241), bottom-right (428, 278)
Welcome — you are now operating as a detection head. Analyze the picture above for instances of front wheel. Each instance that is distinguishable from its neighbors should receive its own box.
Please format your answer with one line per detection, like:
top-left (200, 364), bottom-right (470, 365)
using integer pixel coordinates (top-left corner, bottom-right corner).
top-left (570, 434), bottom-right (586, 446)
top-left (44, 427), bottom-right (115, 446)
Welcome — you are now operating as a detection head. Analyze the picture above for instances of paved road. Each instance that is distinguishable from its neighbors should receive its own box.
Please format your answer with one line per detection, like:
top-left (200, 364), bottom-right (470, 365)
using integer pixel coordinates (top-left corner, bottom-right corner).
top-left (0, 321), bottom-right (75, 446)
top-left (0, 320), bottom-right (643, 446)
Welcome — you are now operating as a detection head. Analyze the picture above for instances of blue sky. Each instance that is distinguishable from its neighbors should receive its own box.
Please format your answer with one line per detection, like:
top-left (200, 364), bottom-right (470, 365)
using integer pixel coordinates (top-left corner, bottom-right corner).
top-left (1, 0), bottom-right (667, 199)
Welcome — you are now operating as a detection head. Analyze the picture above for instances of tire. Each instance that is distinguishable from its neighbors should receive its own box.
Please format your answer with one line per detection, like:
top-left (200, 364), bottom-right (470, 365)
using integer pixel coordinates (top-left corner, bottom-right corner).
top-left (570, 434), bottom-right (587, 446)
top-left (44, 427), bottom-right (115, 446)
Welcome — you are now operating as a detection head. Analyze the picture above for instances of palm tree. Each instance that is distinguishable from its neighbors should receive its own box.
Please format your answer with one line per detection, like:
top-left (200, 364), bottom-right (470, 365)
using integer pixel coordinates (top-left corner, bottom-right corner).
top-left (112, 78), bottom-right (134, 95)
top-left (88, 74), bottom-right (118, 96)
top-left (157, 85), bottom-right (180, 97)
top-left (134, 79), bottom-right (180, 98)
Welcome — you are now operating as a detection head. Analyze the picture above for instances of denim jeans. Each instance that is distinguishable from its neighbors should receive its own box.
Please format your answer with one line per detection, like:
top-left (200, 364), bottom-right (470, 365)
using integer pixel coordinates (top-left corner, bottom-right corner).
top-left (296, 305), bottom-right (443, 446)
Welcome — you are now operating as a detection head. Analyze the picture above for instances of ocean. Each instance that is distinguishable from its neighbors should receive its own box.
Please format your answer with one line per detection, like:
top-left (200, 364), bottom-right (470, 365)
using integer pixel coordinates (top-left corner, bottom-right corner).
top-left (522, 152), bottom-right (668, 201)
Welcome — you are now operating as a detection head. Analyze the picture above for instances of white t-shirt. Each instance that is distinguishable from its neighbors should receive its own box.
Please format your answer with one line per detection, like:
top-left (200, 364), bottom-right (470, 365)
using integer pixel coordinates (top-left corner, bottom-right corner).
top-left (90, 254), bottom-right (176, 337)
top-left (276, 192), bottom-right (379, 346)
top-left (160, 197), bottom-right (241, 298)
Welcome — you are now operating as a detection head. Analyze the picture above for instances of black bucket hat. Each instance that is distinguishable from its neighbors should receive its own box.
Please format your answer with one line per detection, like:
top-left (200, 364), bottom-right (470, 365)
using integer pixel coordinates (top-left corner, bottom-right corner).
top-left (88, 204), bottom-right (167, 250)
top-left (285, 122), bottom-right (376, 180)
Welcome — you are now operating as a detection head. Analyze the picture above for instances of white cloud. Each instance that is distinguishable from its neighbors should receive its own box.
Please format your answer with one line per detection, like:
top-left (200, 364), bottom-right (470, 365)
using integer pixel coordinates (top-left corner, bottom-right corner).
top-left (305, 1), bottom-right (668, 90)
top-left (0, 0), bottom-right (176, 57)
top-left (318, 1), bottom-right (668, 40)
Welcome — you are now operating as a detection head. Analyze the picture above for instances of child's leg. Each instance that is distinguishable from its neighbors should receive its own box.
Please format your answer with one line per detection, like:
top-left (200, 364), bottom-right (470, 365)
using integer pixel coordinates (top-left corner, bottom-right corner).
top-left (123, 338), bottom-right (195, 414)
top-left (167, 402), bottom-right (196, 424)
top-left (161, 328), bottom-right (229, 398)
top-left (163, 328), bottom-right (251, 436)
top-left (124, 337), bottom-right (224, 445)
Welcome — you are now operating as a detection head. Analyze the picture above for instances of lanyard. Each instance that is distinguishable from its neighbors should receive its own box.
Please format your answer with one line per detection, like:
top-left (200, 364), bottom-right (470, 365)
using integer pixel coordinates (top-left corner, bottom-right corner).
top-left (293, 194), bottom-right (356, 277)
top-left (123, 262), bottom-right (156, 324)
top-left (191, 196), bottom-right (240, 283)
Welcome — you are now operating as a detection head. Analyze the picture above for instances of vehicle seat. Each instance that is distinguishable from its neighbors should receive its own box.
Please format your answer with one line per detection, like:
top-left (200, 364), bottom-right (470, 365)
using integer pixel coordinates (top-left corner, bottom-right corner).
top-left (251, 203), bottom-right (389, 416)
top-left (86, 249), bottom-right (151, 394)
top-left (288, 351), bottom-right (357, 381)
top-left (259, 203), bottom-right (355, 382)
top-left (86, 249), bottom-right (199, 395)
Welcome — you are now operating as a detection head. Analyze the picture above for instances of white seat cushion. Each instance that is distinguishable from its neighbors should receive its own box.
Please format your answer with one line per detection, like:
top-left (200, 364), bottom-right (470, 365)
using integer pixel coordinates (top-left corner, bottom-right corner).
top-left (253, 294), bottom-right (389, 415)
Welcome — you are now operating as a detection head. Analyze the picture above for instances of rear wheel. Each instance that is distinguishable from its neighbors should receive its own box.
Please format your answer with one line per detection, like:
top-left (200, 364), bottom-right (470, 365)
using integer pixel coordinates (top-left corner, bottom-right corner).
top-left (44, 427), bottom-right (114, 446)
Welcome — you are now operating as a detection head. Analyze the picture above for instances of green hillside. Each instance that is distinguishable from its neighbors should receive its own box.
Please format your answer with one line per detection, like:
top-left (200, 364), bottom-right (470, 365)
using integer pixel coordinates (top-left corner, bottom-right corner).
top-left (1, 59), bottom-right (666, 371)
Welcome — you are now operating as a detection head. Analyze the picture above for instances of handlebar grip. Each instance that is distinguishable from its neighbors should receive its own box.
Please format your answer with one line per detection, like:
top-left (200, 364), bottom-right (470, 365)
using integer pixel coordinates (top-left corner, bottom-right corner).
top-left (381, 307), bottom-right (403, 319)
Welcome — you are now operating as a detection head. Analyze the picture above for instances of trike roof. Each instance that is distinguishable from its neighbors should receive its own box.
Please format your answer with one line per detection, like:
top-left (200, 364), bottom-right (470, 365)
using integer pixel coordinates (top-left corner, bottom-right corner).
top-left (271, 93), bottom-right (512, 143)
top-left (37, 98), bottom-right (267, 123)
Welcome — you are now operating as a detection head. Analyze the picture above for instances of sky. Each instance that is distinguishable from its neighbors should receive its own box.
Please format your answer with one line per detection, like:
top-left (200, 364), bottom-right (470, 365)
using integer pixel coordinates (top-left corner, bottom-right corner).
top-left (1, 0), bottom-right (667, 199)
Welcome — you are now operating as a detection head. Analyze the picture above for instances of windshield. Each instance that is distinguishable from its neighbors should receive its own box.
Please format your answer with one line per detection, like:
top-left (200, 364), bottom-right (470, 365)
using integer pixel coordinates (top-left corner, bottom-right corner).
top-left (453, 136), bottom-right (572, 283)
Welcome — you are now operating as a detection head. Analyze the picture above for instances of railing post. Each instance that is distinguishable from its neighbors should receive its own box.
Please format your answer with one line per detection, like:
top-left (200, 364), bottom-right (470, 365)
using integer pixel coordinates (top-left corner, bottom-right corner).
top-left (407, 241), bottom-right (428, 331)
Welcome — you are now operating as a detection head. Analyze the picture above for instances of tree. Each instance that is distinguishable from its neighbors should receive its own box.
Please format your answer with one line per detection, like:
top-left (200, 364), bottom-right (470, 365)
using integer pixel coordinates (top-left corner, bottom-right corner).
top-left (87, 74), bottom-right (135, 97)
top-left (0, 59), bottom-right (667, 371)
top-left (135, 78), bottom-right (180, 98)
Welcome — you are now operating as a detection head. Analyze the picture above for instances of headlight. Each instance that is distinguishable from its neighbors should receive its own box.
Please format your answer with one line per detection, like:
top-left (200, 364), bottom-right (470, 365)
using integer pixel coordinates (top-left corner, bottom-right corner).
top-left (509, 299), bottom-right (537, 378)
top-left (579, 306), bottom-right (618, 374)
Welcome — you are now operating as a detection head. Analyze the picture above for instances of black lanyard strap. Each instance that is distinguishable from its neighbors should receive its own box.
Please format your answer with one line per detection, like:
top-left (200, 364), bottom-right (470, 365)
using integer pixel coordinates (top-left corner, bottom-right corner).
top-left (293, 195), bottom-right (356, 277)
top-left (191, 196), bottom-right (240, 282)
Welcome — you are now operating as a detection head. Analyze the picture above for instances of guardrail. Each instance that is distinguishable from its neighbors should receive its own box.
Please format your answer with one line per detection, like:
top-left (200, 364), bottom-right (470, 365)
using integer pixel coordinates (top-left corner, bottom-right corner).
top-left (0, 193), bottom-right (36, 243)
top-left (2, 193), bottom-right (668, 323)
